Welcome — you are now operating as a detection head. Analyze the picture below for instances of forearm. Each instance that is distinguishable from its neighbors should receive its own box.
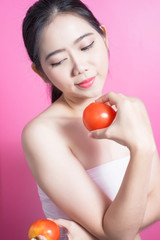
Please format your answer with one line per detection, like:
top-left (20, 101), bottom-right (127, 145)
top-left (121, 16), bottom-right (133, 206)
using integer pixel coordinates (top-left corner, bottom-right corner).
top-left (103, 147), bottom-right (154, 240)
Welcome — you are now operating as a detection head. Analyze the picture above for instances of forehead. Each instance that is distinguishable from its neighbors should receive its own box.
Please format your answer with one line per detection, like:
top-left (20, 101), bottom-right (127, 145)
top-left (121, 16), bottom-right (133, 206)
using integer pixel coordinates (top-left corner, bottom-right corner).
top-left (39, 13), bottom-right (98, 51)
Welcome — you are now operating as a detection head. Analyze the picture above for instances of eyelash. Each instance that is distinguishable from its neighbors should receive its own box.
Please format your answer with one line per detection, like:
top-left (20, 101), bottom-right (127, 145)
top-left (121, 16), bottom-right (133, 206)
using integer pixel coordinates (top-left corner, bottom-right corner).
top-left (51, 59), bottom-right (66, 67)
top-left (51, 41), bottom-right (95, 67)
top-left (81, 41), bottom-right (95, 51)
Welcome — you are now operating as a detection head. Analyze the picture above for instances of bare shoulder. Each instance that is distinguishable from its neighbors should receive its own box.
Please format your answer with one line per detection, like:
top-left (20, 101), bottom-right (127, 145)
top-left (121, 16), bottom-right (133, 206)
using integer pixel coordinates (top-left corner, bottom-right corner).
top-left (21, 117), bottom-right (58, 150)
top-left (21, 100), bottom-right (69, 160)
top-left (22, 111), bottom-right (58, 144)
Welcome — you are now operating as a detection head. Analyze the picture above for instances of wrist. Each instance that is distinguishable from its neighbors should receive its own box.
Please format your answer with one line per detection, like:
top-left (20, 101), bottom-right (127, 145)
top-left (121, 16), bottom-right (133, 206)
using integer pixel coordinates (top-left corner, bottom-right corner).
top-left (129, 142), bottom-right (156, 159)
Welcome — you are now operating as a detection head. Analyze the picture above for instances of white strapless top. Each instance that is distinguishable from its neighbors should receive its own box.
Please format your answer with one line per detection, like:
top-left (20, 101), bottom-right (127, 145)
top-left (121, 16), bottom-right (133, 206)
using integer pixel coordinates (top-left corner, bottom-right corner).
top-left (37, 155), bottom-right (130, 239)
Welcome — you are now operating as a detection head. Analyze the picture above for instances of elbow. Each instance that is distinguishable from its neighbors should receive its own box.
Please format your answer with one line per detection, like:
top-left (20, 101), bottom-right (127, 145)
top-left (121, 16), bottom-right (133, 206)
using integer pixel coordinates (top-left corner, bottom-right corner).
top-left (104, 232), bottom-right (137, 240)
top-left (103, 223), bottom-right (138, 240)
top-left (101, 212), bottom-right (140, 240)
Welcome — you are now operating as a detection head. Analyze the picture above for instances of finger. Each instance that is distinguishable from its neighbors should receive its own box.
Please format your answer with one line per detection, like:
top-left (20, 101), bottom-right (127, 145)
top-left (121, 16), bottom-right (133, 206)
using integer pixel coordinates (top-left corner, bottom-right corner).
top-left (38, 236), bottom-right (47, 240)
top-left (95, 92), bottom-right (123, 107)
top-left (95, 92), bottom-right (117, 104)
top-left (49, 219), bottom-right (74, 240)
top-left (47, 218), bottom-right (69, 231)
top-left (88, 128), bottom-right (109, 139)
top-left (31, 236), bottom-right (47, 240)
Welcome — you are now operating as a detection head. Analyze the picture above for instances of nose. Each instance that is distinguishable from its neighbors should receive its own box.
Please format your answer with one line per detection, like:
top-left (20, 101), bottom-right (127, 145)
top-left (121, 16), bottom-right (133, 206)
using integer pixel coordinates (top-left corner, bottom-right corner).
top-left (72, 58), bottom-right (88, 76)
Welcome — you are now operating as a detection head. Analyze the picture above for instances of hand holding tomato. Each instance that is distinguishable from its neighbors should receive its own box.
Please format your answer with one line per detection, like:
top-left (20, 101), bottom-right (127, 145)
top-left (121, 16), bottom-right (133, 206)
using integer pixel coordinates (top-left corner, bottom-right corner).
top-left (28, 219), bottom-right (60, 240)
top-left (84, 92), bottom-right (155, 152)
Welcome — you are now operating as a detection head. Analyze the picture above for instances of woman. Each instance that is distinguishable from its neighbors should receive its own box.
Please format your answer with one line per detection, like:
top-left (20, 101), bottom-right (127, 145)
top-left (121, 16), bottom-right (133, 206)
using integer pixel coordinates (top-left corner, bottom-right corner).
top-left (22, 0), bottom-right (160, 239)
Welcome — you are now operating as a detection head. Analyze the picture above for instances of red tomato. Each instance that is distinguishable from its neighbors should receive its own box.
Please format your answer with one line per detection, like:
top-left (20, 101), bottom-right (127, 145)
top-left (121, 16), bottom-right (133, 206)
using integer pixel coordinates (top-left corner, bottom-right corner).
top-left (28, 219), bottom-right (60, 240)
top-left (83, 102), bottom-right (116, 131)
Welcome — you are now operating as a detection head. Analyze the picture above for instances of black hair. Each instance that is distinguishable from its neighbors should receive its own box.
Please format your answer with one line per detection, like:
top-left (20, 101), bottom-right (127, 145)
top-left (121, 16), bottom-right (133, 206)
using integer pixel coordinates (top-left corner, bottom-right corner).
top-left (22, 0), bottom-right (105, 103)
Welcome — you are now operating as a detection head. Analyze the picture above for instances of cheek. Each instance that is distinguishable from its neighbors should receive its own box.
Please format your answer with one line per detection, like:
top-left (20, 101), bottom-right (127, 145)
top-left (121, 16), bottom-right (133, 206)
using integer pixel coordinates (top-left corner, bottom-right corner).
top-left (42, 69), bottom-right (61, 87)
top-left (47, 69), bottom-right (71, 91)
top-left (94, 47), bottom-right (109, 72)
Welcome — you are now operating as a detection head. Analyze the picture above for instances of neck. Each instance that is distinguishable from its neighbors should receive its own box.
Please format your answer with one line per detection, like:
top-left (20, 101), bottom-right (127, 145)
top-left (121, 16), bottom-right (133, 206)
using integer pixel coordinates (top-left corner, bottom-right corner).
top-left (60, 93), bottom-right (102, 118)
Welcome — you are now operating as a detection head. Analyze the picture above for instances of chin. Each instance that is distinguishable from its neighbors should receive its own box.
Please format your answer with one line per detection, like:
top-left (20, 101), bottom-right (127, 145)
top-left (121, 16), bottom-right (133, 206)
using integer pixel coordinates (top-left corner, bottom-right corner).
top-left (84, 89), bottom-right (103, 99)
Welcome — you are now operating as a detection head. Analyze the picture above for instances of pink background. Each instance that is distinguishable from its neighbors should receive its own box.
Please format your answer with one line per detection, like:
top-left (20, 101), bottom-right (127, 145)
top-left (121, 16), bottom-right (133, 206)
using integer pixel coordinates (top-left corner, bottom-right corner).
top-left (0, 0), bottom-right (160, 239)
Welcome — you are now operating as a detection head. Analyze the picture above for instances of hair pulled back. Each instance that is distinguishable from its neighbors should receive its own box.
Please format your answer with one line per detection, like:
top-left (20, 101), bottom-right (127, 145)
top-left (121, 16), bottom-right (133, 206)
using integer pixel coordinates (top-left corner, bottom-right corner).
top-left (22, 0), bottom-right (105, 103)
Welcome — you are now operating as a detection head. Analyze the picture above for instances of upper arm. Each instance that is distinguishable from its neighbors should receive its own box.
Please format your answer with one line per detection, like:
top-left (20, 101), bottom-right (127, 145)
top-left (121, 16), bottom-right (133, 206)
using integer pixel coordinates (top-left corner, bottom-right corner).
top-left (21, 122), bottom-right (111, 239)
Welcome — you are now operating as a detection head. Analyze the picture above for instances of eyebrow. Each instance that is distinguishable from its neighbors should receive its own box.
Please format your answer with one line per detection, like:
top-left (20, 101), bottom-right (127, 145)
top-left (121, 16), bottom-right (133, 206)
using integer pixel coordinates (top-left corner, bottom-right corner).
top-left (45, 32), bottom-right (94, 61)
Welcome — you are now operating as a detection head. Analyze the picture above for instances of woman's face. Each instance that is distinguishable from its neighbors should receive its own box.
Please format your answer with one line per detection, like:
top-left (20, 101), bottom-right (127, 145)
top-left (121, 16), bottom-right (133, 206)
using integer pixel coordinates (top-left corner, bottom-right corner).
top-left (39, 13), bottom-right (109, 101)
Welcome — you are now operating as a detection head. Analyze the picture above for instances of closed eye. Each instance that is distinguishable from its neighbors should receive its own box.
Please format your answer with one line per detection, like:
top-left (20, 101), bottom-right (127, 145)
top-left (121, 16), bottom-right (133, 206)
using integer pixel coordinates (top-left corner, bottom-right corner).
top-left (51, 58), bottom-right (67, 67)
top-left (50, 41), bottom-right (94, 67)
top-left (81, 41), bottom-right (95, 51)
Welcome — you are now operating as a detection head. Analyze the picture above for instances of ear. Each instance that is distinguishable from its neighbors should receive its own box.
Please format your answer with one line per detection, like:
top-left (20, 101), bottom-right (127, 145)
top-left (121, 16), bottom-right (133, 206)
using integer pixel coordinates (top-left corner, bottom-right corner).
top-left (31, 63), bottom-right (43, 78)
top-left (31, 63), bottom-right (50, 83)
top-left (99, 25), bottom-right (109, 49)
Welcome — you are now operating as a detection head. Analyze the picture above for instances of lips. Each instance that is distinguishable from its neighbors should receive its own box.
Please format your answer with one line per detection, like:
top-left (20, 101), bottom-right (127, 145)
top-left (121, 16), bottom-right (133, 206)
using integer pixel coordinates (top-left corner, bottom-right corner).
top-left (77, 77), bottom-right (95, 88)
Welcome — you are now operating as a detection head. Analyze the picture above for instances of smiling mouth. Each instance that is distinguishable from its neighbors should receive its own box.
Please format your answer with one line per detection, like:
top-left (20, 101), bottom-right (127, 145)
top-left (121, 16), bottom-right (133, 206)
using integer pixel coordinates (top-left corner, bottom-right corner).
top-left (77, 77), bottom-right (95, 88)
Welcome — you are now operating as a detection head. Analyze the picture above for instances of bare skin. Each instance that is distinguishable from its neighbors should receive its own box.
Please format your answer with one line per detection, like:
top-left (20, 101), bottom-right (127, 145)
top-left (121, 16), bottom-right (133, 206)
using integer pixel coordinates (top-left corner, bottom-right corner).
top-left (23, 14), bottom-right (160, 240)
top-left (24, 94), bottom-right (160, 240)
